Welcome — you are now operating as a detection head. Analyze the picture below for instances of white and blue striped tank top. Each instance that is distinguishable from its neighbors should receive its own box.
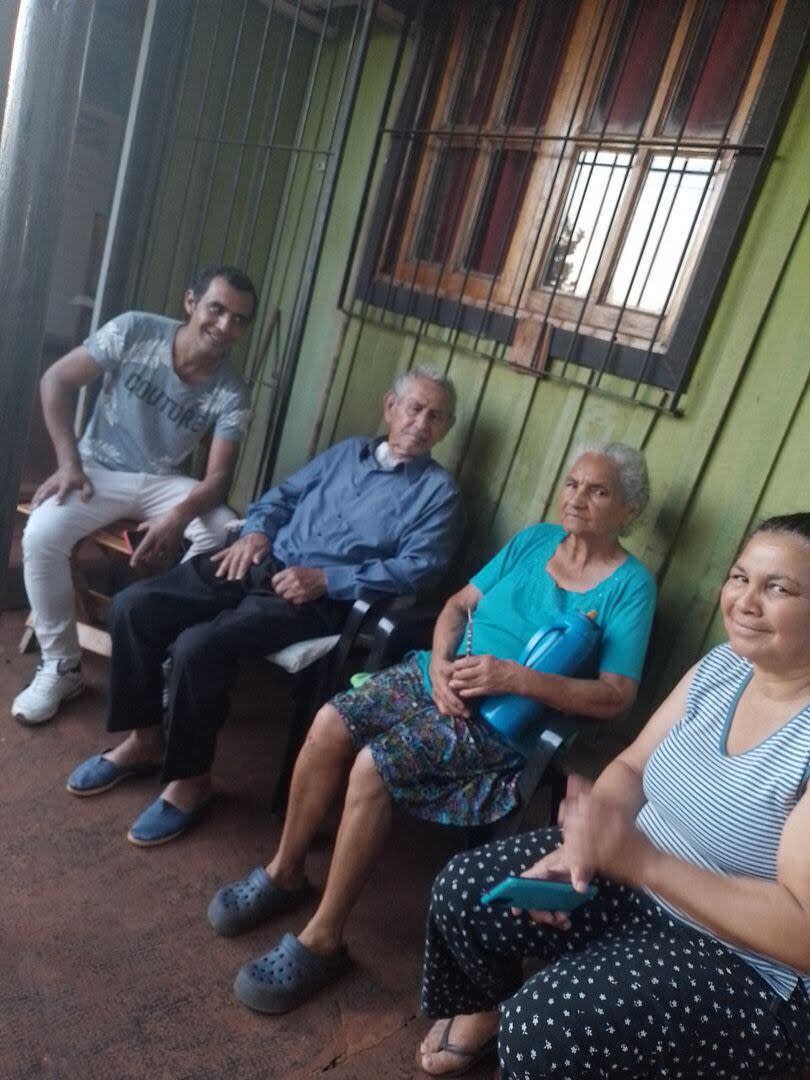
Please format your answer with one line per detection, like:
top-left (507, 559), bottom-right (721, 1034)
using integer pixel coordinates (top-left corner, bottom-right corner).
top-left (637, 643), bottom-right (810, 999)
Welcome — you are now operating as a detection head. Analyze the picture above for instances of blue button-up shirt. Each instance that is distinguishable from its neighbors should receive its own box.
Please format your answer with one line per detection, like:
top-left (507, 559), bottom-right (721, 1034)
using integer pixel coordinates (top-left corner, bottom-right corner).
top-left (241, 437), bottom-right (462, 600)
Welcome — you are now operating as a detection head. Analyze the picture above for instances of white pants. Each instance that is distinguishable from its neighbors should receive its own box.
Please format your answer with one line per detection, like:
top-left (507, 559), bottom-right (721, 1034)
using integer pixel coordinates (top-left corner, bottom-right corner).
top-left (22, 465), bottom-right (236, 663)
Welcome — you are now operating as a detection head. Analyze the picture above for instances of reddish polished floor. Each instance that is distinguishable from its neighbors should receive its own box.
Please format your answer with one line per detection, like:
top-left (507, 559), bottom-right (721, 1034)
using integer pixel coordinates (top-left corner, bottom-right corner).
top-left (0, 606), bottom-right (496, 1080)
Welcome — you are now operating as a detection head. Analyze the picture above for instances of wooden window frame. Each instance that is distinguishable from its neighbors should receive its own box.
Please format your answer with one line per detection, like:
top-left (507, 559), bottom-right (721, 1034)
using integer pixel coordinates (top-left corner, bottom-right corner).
top-left (353, 0), bottom-right (809, 403)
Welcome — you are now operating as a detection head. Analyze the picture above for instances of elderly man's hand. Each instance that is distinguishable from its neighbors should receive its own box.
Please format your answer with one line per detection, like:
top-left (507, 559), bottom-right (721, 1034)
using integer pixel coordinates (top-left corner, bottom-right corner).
top-left (210, 532), bottom-right (269, 581)
top-left (429, 656), bottom-right (469, 718)
top-left (271, 566), bottom-right (327, 604)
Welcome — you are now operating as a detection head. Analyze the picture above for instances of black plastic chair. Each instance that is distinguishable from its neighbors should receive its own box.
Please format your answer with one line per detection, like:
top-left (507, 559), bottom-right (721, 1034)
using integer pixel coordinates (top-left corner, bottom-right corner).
top-left (268, 590), bottom-right (423, 812)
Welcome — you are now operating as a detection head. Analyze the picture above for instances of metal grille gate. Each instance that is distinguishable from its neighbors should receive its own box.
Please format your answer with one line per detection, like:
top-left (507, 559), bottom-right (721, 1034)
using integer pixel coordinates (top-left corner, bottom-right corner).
top-left (104, 0), bottom-right (383, 497)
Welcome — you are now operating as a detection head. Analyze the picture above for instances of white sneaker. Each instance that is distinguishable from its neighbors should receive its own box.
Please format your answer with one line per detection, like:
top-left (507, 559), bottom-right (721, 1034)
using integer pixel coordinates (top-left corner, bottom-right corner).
top-left (12, 658), bottom-right (85, 725)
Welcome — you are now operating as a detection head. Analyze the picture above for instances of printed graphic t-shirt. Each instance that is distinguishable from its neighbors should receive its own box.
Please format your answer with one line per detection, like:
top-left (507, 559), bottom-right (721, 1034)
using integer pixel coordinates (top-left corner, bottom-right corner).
top-left (78, 311), bottom-right (250, 475)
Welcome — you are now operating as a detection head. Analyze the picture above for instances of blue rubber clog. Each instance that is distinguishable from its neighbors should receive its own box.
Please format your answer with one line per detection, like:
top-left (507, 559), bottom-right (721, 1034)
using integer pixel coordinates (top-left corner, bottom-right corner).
top-left (234, 933), bottom-right (350, 1014)
top-left (207, 867), bottom-right (308, 937)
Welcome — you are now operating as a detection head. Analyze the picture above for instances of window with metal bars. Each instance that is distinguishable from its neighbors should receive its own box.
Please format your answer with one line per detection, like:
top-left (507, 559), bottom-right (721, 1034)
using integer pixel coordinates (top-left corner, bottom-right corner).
top-left (349, 0), bottom-right (808, 411)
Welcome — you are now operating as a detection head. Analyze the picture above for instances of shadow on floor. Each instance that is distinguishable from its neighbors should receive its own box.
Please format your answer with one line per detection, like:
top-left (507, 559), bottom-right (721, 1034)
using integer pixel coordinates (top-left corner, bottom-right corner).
top-left (0, 609), bottom-right (497, 1080)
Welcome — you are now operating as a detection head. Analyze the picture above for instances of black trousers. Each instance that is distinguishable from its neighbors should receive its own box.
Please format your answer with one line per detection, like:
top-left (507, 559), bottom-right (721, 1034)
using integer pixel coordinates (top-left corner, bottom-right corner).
top-left (106, 553), bottom-right (349, 779)
top-left (422, 829), bottom-right (810, 1079)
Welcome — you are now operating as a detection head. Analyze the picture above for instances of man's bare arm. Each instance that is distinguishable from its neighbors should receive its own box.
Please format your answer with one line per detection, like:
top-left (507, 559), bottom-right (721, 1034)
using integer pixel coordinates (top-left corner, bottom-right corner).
top-left (33, 347), bottom-right (103, 506)
top-left (130, 437), bottom-right (241, 569)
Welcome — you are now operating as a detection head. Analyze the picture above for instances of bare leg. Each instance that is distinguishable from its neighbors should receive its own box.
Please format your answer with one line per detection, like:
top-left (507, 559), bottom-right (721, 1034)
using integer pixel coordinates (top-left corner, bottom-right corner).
top-left (296, 747), bottom-right (392, 956)
top-left (418, 1012), bottom-right (500, 1077)
top-left (267, 704), bottom-right (356, 891)
top-left (104, 728), bottom-right (164, 767)
top-left (103, 730), bottom-right (210, 812)
top-left (161, 774), bottom-right (212, 812)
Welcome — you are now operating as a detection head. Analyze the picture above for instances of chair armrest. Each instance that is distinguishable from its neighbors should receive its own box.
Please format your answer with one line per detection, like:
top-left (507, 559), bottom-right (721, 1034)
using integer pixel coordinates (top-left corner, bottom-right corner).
top-left (324, 590), bottom-right (410, 690)
top-left (363, 594), bottom-right (442, 672)
top-left (514, 716), bottom-right (579, 808)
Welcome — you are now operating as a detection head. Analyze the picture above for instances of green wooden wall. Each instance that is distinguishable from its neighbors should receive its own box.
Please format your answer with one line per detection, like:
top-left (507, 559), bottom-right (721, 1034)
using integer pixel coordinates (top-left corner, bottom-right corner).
top-left (132, 11), bottom-right (809, 716)
top-left (135, 1), bottom-right (320, 320)
top-left (271, 34), bottom-right (810, 714)
top-left (131, 1), bottom-right (366, 510)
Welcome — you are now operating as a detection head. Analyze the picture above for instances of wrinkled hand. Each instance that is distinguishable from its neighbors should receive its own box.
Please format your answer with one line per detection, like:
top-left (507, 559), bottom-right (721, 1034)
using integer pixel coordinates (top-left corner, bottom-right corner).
top-left (129, 511), bottom-right (185, 570)
top-left (210, 532), bottom-right (269, 581)
top-left (561, 780), bottom-right (653, 891)
top-left (271, 566), bottom-right (327, 604)
top-left (449, 654), bottom-right (523, 699)
top-left (429, 656), bottom-right (469, 718)
top-left (32, 463), bottom-right (93, 507)
top-left (519, 844), bottom-right (579, 929)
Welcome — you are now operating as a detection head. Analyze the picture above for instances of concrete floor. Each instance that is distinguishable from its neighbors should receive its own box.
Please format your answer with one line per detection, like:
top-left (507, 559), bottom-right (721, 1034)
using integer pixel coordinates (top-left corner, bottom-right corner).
top-left (0, 606), bottom-right (496, 1080)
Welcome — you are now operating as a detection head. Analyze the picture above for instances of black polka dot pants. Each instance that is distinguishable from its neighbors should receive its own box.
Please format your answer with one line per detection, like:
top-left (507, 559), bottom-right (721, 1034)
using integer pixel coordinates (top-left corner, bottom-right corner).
top-left (421, 828), bottom-right (810, 1078)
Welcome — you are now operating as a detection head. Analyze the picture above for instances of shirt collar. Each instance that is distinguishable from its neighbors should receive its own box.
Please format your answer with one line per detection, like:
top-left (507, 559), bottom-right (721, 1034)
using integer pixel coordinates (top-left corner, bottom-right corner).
top-left (362, 436), bottom-right (432, 478)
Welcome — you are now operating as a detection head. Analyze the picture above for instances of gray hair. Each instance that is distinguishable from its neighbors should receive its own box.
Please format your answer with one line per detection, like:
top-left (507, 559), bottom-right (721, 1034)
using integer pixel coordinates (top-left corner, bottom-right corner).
top-left (391, 365), bottom-right (456, 419)
top-left (566, 441), bottom-right (650, 522)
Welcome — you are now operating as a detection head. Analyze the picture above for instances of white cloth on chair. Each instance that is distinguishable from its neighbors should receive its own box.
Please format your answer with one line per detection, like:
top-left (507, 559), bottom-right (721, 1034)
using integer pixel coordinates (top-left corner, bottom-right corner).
top-left (265, 635), bottom-right (341, 674)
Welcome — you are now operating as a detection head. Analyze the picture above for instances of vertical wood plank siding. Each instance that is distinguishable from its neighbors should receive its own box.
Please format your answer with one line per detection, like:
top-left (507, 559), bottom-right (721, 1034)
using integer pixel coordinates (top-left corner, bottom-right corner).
top-left (138, 13), bottom-right (808, 716)
top-left (275, 57), bottom-right (810, 714)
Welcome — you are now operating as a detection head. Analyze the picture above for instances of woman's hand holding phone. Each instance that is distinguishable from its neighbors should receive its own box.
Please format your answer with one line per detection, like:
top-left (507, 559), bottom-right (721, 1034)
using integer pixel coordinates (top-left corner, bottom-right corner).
top-left (514, 844), bottom-right (588, 929)
top-left (481, 877), bottom-right (597, 915)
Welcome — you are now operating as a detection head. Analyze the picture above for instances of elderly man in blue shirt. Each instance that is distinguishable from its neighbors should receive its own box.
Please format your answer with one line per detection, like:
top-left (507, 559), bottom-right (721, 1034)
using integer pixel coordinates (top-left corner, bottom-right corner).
top-left (66, 366), bottom-right (461, 845)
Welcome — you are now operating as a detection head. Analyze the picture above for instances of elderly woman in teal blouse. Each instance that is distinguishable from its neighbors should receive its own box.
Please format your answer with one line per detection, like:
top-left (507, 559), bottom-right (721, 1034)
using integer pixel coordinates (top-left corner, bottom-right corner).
top-left (207, 441), bottom-right (657, 1014)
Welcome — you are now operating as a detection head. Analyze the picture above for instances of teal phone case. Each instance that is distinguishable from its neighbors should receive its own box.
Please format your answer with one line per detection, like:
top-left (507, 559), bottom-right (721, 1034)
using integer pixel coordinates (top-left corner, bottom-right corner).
top-left (480, 876), bottom-right (597, 912)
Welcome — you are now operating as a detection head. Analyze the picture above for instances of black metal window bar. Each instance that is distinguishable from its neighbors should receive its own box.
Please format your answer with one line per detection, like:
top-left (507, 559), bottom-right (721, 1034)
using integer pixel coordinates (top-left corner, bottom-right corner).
top-left (125, 0), bottom-right (382, 495)
top-left (341, 0), bottom-right (808, 415)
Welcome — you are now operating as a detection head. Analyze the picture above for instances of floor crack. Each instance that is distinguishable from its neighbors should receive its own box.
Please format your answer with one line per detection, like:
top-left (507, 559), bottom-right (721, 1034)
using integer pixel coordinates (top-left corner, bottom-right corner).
top-left (314, 1012), bottom-right (421, 1073)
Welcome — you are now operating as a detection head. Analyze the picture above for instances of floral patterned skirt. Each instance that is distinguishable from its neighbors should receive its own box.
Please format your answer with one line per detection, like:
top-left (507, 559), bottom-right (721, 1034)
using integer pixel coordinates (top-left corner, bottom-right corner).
top-left (330, 657), bottom-right (525, 826)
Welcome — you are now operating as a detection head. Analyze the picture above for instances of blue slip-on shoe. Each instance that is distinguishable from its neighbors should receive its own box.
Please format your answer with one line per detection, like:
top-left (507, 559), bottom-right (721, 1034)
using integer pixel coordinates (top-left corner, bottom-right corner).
top-left (234, 932), bottom-right (350, 1015)
top-left (127, 796), bottom-right (210, 848)
top-left (208, 867), bottom-right (309, 938)
top-left (67, 751), bottom-right (159, 797)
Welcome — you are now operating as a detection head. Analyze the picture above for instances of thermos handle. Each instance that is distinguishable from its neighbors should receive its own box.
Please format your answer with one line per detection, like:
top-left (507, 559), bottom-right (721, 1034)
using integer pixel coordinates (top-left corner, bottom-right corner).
top-left (519, 620), bottom-right (566, 665)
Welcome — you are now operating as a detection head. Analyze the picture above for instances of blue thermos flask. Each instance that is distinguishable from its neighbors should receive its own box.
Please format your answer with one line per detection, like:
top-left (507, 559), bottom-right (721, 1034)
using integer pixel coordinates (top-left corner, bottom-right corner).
top-left (478, 610), bottom-right (600, 756)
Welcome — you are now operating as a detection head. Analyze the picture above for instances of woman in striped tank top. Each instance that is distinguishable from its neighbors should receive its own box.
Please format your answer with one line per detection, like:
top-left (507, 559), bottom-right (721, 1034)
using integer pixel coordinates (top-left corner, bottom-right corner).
top-left (418, 513), bottom-right (810, 1079)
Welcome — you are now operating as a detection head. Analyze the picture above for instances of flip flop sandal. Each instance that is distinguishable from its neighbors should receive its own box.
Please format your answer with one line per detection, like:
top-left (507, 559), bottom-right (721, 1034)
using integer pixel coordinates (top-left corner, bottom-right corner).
top-left (233, 932), bottom-right (350, 1014)
top-left (207, 867), bottom-right (309, 937)
top-left (419, 1017), bottom-right (499, 1077)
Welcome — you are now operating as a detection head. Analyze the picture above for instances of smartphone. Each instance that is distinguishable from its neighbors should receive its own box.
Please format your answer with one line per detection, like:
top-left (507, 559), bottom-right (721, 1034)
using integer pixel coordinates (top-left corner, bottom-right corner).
top-left (123, 529), bottom-right (143, 556)
top-left (480, 876), bottom-right (597, 912)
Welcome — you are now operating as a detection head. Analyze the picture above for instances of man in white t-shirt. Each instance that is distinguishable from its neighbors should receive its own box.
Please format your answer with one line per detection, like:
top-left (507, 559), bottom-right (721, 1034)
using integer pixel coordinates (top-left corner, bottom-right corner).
top-left (13, 264), bottom-right (257, 726)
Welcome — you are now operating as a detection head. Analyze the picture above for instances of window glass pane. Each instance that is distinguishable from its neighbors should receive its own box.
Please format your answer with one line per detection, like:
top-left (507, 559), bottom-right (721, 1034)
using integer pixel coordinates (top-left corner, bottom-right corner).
top-left (449, 3), bottom-right (515, 125)
top-left (607, 155), bottom-right (715, 313)
top-left (588, 0), bottom-right (683, 134)
top-left (379, 8), bottom-right (456, 274)
top-left (465, 149), bottom-right (532, 275)
top-left (539, 150), bottom-right (632, 296)
top-left (664, 0), bottom-right (771, 137)
top-left (507, 0), bottom-right (577, 128)
top-left (413, 147), bottom-right (476, 264)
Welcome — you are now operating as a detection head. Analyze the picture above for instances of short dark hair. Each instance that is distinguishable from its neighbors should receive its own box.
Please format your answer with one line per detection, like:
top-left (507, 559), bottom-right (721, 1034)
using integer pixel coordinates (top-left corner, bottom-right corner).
top-left (188, 264), bottom-right (258, 321)
top-left (752, 512), bottom-right (810, 545)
